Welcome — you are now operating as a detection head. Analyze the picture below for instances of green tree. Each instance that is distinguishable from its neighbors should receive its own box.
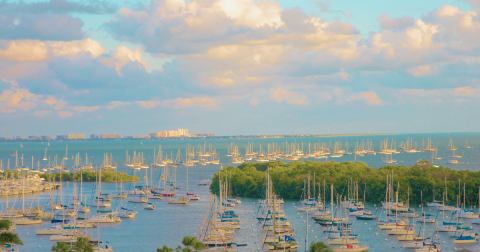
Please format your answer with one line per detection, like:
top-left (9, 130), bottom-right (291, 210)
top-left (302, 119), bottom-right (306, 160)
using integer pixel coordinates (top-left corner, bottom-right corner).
top-left (309, 241), bottom-right (332, 252)
top-left (157, 245), bottom-right (174, 252)
top-left (72, 237), bottom-right (93, 252)
top-left (0, 220), bottom-right (11, 231)
top-left (0, 232), bottom-right (23, 246)
top-left (52, 242), bottom-right (70, 252)
top-left (178, 236), bottom-right (204, 252)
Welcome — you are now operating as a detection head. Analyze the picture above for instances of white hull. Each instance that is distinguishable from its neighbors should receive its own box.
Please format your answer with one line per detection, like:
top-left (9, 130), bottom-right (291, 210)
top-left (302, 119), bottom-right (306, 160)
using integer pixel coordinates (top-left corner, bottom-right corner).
top-left (36, 228), bottom-right (65, 235)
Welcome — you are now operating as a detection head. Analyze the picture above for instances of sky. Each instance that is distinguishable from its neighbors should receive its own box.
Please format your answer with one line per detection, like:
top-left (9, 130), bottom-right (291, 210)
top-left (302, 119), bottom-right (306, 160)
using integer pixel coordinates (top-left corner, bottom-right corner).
top-left (1, 0), bottom-right (480, 136)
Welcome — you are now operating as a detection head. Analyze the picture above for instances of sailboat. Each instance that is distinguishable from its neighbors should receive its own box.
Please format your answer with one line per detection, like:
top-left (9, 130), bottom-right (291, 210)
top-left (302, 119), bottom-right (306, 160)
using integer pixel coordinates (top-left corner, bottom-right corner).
top-left (43, 147), bottom-right (48, 161)
top-left (186, 149), bottom-right (199, 201)
top-left (465, 139), bottom-right (473, 148)
top-left (88, 168), bottom-right (121, 224)
top-left (13, 175), bottom-right (42, 225)
top-left (167, 164), bottom-right (189, 205)
top-left (64, 145), bottom-right (69, 160)
top-left (118, 176), bottom-right (138, 218)
top-left (127, 167), bottom-right (148, 203)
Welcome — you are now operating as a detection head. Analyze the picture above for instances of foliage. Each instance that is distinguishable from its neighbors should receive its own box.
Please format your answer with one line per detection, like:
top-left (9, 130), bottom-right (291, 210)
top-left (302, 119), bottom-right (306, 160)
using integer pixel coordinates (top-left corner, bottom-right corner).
top-left (180, 236), bottom-right (205, 252)
top-left (72, 237), bottom-right (93, 252)
top-left (157, 236), bottom-right (204, 252)
top-left (0, 220), bottom-right (11, 231)
top-left (0, 232), bottom-right (23, 245)
top-left (210, 160), bottom-right (480, 205)
top-left (309, 241), bottom-right (332, 252)
top-left (40, 169), bottom-right (139, 183)
top-left (157, 245), bottom-right (174, 252)
top-left (52, 242), bottom-right (70, 252)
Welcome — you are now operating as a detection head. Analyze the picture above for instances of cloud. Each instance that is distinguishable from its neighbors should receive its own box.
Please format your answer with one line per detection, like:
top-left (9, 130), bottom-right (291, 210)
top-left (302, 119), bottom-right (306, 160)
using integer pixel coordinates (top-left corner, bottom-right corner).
top-left (0, 14), bottom-right (84, 41)
top-left (249, 98), bottom-right (260, 106)
top-left (0, 82), bottom-right (41, 112)
top-left (315, 0), bottom-right (332, 13)
top-left (271, 88), bottom-right (308, 105)
top-left (33, 110), bottom-right (51, 117)
top-left (408, 65), bottom-right (436, 77)
top-left (454, 87), bottom-right (475, 96)
top-left (50, 38), bottom-right (105, 58)
top-left (136, 100), bottom-right (158, 109)
top-left (73, 106), bottom-right (100, 112)
top-left (0, 38), bottom-right (105, 62)
top-left (0, 0), bottom-right (117, 15)
top-left (100, 46), bottom-right (148, 76)
top-left (464, 0), bottom-right (480, 10)
top-left (54, 99), bottom-right (66, 110)
top-left (348, 91), bottom-right (382, 105)
top-left (345, 10), bottom-right (353, 20)
top-left (45, 96), bottom-right (57, 105)
top-left (244, 76), bottom-right (262, 83)
top-left (216, 0), bottom-right (284, 28)
top-left (58, 111), bottom-right (72, 118)
top-left (136, 97), bottom-right (216, 109)
top-left (106, 101), bottom-right (131, 109)
top-left (0, 40), bottom-right (48, 61)
top-left (174, 97), bottom-right (216, 108)
top-left (212, 77), bottom-right (235, 87)
top-left (377, 13), bottom-right (414, 30)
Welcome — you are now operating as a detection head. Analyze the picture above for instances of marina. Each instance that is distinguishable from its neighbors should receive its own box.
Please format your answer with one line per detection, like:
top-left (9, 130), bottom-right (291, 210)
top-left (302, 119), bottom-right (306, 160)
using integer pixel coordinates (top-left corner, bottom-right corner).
top-left (0, 133), bottom-right (480, 251)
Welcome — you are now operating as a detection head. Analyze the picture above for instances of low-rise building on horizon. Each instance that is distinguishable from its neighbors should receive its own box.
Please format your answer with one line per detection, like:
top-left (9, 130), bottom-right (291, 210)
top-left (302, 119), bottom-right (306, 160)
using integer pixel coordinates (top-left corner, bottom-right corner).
top-left (102, 133), bottom-right (121, 139)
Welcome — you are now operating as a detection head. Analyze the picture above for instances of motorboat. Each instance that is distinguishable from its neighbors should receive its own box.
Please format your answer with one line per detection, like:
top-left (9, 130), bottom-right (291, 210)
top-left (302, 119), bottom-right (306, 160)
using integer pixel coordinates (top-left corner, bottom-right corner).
top-left (144, 203), bottom-right (155, 210)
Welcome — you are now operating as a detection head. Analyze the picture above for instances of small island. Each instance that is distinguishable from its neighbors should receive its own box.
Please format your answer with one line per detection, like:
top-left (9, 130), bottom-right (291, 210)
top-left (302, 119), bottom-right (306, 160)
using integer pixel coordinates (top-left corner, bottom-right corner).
top-left (210, 160), bottom-right (480, 205)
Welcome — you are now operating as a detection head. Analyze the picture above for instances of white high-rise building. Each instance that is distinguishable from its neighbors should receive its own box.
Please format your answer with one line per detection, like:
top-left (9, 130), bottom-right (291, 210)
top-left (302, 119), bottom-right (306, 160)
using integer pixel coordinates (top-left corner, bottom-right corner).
top-left (178, 129), bottom-right (188, 136)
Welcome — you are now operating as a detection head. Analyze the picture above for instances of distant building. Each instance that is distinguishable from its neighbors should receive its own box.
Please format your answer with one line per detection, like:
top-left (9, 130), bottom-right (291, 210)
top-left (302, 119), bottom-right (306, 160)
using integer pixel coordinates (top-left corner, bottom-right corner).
top-left (178, 129), bottom-right (188, 136)
top-left (56, 135), bottom-right (67, 140)
top-left (102, 134), bottom-right (121, 139)
top-left (41, 136), bottom-right (54, 141)
top-left (28, 135), bottom-right (41, 140)
top-left (148, 132), bottom-right (158, 138)
top-left (13, 136), bottom-right (21, 140)
top-left (67, 134), bottom-right (77, 139)
top-left (77, 134), bottom-right (85, 139)
top-left (167, 130), bottom-right (180, 137)
top-left (90, 134), bottom-right (98, 139)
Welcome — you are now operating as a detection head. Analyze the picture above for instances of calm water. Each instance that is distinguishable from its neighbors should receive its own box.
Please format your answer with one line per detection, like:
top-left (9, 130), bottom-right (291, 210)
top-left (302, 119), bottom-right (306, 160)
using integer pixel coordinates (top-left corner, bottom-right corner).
top-left (2, 133), bottom-right (480, 251)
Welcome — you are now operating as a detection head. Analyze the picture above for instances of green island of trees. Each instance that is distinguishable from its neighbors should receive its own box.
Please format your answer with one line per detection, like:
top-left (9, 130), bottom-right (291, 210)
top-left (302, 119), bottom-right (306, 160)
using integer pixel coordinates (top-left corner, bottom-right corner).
top-left (39, 169), bottom-right (139, 183)
top-left (210, 160), bottom-right (480, 205)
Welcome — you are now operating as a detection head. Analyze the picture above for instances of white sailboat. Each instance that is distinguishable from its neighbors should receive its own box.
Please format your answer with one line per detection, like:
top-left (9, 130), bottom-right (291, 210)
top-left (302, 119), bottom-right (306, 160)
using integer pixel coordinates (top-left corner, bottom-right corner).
top-left (43, 147), bottom-right (48, 161)
top-left (167, 163), bottom-right (189, 205)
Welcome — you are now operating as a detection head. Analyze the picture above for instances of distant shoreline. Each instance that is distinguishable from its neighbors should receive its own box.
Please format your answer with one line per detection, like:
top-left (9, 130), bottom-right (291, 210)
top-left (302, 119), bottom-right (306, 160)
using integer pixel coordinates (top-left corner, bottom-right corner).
top-left (0, 133), bottom-right (398, 143)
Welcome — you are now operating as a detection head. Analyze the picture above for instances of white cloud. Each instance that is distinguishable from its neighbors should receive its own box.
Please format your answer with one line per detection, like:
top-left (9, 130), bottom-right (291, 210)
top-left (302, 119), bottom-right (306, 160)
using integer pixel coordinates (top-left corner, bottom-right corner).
top-left (271, 88), bottom-right (308, 105)
top-left (249, 98), bottom-right (260, 106)
top-left (100, 46), bottom-right (149, 76)
top-left (107, 101), bottom-right (131, 109)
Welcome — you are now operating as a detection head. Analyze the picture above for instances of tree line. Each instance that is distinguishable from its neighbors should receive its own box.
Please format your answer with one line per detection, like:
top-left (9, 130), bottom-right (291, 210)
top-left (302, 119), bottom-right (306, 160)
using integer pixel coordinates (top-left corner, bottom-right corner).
top-left (210, 160), bottom-right (480, 206)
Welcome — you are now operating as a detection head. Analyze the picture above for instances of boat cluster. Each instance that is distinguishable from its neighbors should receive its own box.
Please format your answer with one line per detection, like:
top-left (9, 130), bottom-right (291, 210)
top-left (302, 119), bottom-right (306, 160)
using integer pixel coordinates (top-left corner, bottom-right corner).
top-left (196, 174), bottom-right (241, 251)
top-left (257, 170), bottom-right (298, 251)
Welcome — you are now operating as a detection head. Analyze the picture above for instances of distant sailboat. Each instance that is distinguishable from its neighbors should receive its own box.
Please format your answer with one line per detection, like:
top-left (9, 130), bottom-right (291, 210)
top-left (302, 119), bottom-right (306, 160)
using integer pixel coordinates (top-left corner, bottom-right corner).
top-left (43, 147), bottom-right (48, 161)
top-left (20, 143), bottom-right (23, 148)
top-left (465, 139), bottom-right (473, 149)
top-left (63, 145), bottom-right (69, 160)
